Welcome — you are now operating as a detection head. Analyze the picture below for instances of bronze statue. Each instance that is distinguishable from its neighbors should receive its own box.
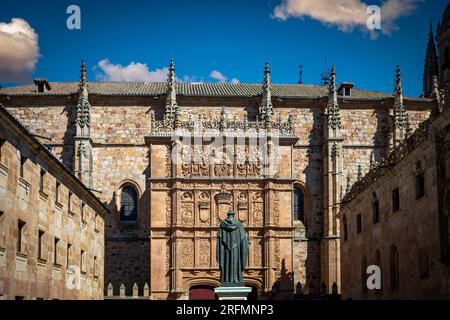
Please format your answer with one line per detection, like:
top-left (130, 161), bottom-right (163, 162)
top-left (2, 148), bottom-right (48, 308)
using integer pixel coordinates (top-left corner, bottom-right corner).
top-left (216, 210), bottom-right (249, 286)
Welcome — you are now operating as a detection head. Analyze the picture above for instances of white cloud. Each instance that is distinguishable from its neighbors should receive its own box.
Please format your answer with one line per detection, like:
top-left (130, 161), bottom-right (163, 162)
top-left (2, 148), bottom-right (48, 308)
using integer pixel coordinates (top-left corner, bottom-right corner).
top-left (95, 60), bottom-right (240, 84)
top-left (0, 18), bottom-right (40, 82)
top-left (209, 70), bottom-right (240, 83)
top-left (272, 0), bottom-right (421, 35)
top-left (95, 59), bottom-right (169, 82)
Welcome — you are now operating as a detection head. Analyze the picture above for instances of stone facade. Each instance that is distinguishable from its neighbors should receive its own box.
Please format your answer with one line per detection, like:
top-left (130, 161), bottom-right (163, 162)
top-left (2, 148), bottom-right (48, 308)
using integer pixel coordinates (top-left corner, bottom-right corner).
top-left (0, 61), bottom-right (433, 299)
top-left (0, 104), bottom-right (108, 300)
top-left (339, 96), bottom-right (450, 299)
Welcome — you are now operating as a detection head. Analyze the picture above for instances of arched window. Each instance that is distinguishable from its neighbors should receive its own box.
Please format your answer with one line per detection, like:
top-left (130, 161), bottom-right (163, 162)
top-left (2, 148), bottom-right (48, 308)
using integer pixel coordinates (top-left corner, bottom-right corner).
top-left (415, 161), bottom-right (425, 200)
top-left (375, 250), bottom-right (383, 292)
top-left (120, 186), bottom-right (137, 221)
top-left (390, 244), bottom-right (399, 291)
top-left (372, 192), bottom-right (380, 224)
top-left (293, 186), bottom-right (305, 223)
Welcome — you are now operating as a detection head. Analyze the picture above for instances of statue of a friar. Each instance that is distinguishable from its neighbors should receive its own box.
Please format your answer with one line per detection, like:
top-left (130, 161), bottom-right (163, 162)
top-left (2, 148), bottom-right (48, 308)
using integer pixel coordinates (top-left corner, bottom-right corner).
top-left (216, 210), bottom-right (249, 286)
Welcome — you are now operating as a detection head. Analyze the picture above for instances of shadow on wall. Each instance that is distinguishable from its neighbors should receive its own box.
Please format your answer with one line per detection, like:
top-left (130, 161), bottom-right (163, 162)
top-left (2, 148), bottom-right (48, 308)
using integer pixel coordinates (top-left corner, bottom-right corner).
top-left (61, 103), bottom-right (77, 170)
top-left (303, 107), bottom-right (324, 294)
top-left (271, 259), bottom-right (294, 299)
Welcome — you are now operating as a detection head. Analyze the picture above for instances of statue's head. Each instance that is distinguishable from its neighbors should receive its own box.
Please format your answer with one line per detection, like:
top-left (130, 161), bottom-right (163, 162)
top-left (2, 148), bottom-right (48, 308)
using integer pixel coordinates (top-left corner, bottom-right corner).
top-left (227, 210), bottom-right (236, 219)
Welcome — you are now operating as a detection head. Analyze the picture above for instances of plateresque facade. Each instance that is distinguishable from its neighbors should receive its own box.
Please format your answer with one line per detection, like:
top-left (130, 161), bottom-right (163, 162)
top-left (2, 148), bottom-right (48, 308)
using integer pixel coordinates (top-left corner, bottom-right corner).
top-left (0, 60), bottom-right (433, 299)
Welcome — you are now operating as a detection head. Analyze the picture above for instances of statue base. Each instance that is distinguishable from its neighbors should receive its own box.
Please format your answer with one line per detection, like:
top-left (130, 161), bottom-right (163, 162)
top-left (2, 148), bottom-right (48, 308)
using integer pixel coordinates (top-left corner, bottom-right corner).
top-left (214, 286), bottom-right (252, 300)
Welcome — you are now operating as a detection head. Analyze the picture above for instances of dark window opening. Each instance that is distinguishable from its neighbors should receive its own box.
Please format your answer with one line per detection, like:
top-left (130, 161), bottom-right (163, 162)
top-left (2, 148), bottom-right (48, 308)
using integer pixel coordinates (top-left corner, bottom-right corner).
top-left (38, 230), bottom-right (45, 260)
top-left (17, 220), bottom-right (25, 253)
top-left (67, 243), bottom-right (71, 267)
top-left (54, 238), bottom-right (59, 265)
top-left (392, 188), bottom-right (400, 213)
top-left (356, 214), bottom-right (362, 234)
top-left (293, 186), bottom-right (305, 223)
top-left (40, 169), bottom-right (46, 193)
top-left (372, 193), bottom-right (380, 224)
top-left (343, 215), bottom-right (348, 241)
top-left (56, 181), bottom-right (61, 204)
top-left (375, 250), bottom-right (383, 292)
top-left (415, 161), bottom-right (425, 200)
top-left (80, 250), bottom-right (85, 274)
top-left (120, 186), bottom-right (138, 221)
top-left (19, 154), bottom-right (27, 179)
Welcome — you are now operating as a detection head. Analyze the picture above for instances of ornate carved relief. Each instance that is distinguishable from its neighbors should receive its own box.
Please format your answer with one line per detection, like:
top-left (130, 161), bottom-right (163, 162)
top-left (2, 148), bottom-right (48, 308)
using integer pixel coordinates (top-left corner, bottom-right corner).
top-left (166, 241), bottom-right (171, 290)
top-left (198, 192), bottom-right (211, 226)
top-left (166, 193), bottom-right (172, 227)
top-left (273, 191), bottom-right (280, 226)
top-left (198, 239), bottom-right (210, 268)
top-left (252, 192), bottom-right (264, 227)
top-left (181, 240), bottom-right (194, 268)
top-left (237, 192), bottom-right (249, 223)
top-left (253, 239), bottom-right (263, 267)
top-left (165, 145), bottom-right (172, 177)
top-left (181, 192), bottom-right (194, 226)
top-left (273, 239), bottom-right (281, 279)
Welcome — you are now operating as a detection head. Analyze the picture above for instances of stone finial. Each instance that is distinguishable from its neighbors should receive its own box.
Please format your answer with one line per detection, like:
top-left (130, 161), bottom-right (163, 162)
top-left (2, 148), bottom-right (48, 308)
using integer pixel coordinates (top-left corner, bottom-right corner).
top-left (143, 283), bottom-right (149, 297)
top-left (107, 283), bottom-right (113, 297)
top-left (259, 62), bottom-right (274, 125)
top-left (119, 283), bottom-right (126, 297)
top-left (332, 282), bottom-right (338, 295)
top-left (80, 60), bottom-right (87, 90)
top-left (432, 75), bottom-right (441, 109)
top-left (165, 59), bottom-right (178, 124)
top-left (357, 165), bottom-right (363, 181)
top-left (346, 174), bottom-right (351, 193)
top-left (132, 283), bottom-right (138, 298)
top-left (327, 65), bottom-right (341, 130)
top-left (370, 151), bottom-right (376, 169)
top-left (76, 60), bottom-right (91, 133)
top-left (394, 65), bottom-right (406, 129)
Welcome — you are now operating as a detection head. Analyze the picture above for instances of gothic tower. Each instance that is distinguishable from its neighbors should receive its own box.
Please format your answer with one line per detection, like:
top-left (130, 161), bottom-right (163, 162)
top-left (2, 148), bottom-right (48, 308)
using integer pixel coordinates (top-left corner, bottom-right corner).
top-left (423, 23), bottom-right (439, 97)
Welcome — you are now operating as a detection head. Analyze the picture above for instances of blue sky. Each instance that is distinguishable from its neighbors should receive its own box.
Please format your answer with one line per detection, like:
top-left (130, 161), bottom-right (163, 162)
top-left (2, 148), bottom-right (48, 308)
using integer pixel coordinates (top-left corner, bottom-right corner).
top-left (0, 0), bottom-right (446, 96)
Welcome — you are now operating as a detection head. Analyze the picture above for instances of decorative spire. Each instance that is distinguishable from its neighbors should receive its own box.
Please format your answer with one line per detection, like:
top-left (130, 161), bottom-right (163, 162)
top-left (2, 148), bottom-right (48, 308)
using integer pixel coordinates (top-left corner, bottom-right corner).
top-left (327, 65), bottom-right (341, 130)
top-left (423, 21), bottom-right (439, 98)
top-left (76, 60), bottom-right (90, 134)
top-left (80, 60), bottom-right (87, 90)
top-left (259, 62), bottom-right (273, 125)
top-left (320, 58), bottom-right (331, 86)
top-left (346, 174), bottom-right (351, 193)
top-left (357, 165), bottom-right (363, 182)
top-left (298, 65), bottom-right (303, 85)
top-left (394, 65), bottom-right (406, 130)
top-left (370, 152), bottom-right (376, 169)
top-left (432, 75), bottom-right (441, 107)
top-left (165, 59), bottom-right (179, 125)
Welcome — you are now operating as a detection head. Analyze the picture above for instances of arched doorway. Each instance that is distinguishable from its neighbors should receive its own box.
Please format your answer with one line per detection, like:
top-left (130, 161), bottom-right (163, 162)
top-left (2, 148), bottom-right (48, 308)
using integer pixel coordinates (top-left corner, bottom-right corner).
top-left (189, 285), bottom-right (216, 300)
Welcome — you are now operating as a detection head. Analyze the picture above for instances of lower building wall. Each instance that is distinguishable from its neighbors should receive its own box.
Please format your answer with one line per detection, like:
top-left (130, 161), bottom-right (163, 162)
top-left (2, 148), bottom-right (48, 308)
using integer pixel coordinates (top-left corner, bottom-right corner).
top-left (0, 130), bottom-right (105, 300)
top-left (340, 111), bottom-right (450, 300)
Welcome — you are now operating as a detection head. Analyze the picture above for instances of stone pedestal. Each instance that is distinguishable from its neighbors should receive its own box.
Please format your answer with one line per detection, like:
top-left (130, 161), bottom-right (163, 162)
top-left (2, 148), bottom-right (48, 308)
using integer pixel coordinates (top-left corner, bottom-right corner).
top-left (214, 287), bottom-right (252, 300)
